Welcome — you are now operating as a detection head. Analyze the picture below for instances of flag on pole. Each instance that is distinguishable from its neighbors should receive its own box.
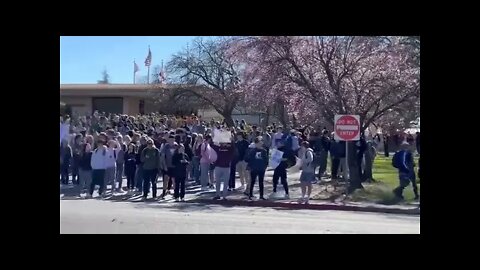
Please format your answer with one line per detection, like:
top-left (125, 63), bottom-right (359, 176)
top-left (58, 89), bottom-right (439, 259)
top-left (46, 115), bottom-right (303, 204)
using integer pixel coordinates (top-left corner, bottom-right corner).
top-left (159, 59), bottom-right (166, 83)
top-left (145, 48), bottom-right (152, 67)
top-left (159, 70), bottom-right (166, 83)
top-left (134, 61), bottom-right (140, 73)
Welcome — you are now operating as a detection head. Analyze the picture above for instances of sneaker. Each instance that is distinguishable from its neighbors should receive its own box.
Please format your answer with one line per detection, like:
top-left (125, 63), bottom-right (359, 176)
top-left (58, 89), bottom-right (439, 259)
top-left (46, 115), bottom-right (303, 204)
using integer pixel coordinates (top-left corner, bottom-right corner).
top-left (304, 198), bottom-right (310, 204)
top-left (181, 198), bottom-right (185, 202)
top-left (209, 184), bottom-right (214, 189)
top-left (284, 194), bottom-right (290, 199)
top-left (248, 196), bottom-right (254, 201)
top-left (297, 197), bottom-right (305, 204)
top-left (227, 188), bottom-right (232, 192)
top-left (212, 196), bottom-right (221, 200)
top-left (259, 197), bottom-right (267, 201)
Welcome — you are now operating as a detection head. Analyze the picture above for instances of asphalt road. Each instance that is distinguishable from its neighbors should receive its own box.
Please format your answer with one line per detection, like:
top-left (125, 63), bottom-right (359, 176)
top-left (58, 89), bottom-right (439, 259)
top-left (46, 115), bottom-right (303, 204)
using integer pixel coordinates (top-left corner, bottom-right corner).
top-left (60, 199), bottom-right (420, 234)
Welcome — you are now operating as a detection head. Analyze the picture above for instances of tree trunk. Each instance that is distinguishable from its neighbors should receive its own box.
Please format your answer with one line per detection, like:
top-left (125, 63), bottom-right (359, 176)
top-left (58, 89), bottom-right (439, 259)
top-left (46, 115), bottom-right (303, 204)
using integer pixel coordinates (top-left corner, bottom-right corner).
top-left (347, 141), bottom-right (364, 193)
top-left (263, 106), bottom-right (271, 130)
top-left (221, 112), bottom-right (235, 127)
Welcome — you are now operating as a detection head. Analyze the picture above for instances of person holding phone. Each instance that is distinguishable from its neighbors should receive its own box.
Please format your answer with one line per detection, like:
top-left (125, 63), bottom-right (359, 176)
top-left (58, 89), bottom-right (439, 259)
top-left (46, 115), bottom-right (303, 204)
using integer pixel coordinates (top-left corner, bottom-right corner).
top-left (172, 144), bottom-right (190, 202)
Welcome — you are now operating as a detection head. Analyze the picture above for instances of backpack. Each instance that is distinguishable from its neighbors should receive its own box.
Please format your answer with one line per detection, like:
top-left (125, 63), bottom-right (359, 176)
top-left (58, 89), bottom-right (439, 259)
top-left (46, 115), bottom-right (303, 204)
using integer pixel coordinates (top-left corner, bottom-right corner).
top-left (392, 150), bottom-right (405, 170)
top-left (203, 143), bottom-right (217, 163)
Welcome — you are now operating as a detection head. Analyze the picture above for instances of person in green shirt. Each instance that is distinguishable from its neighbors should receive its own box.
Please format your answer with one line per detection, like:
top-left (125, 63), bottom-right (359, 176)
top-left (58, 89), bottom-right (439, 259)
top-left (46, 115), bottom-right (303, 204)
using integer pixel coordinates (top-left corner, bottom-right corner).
top-left (141, 139), bottom-right (160, 201)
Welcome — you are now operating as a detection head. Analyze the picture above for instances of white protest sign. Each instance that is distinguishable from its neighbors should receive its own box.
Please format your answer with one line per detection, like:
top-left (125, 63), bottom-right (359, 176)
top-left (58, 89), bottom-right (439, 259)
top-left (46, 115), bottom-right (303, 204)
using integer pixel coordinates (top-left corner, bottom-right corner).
top-left (213, 128), bottom-right (231, 143)
top-left (60, 123), bottom-right (70, 144)
top-left (269, 149), bottom-right (284, 169)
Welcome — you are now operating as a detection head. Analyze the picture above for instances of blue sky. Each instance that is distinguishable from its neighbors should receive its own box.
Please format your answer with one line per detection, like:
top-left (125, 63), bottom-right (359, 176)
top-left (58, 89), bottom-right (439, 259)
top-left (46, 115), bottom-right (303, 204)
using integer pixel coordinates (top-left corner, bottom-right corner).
top-left (60, 36), bottom-right (198, 84)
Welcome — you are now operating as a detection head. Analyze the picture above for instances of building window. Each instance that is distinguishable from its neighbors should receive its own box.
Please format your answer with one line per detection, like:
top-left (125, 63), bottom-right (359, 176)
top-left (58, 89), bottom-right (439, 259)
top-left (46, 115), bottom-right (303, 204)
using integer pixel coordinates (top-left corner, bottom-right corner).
top-left (139, 100), bottom-right (145, 115)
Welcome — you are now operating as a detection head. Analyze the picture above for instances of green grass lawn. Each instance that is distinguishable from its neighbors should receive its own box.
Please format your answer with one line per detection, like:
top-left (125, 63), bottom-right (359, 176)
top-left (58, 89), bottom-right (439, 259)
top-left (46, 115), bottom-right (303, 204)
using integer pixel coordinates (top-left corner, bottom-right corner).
top-left (349, 155), bottom-right (420, 204)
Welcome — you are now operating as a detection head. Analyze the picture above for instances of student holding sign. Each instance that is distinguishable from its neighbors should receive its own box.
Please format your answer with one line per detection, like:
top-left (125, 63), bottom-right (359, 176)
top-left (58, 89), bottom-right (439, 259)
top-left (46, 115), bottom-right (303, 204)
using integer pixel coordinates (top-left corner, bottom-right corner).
top-left (245, 137), bottom-right (269, 200)
top-left (271, 141), bottom-right (295, 199)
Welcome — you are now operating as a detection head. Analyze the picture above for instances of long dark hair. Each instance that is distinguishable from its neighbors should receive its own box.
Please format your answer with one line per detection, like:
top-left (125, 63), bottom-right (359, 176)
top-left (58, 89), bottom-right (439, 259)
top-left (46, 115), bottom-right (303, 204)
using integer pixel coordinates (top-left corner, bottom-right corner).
top-left (127, 143), bottom-right (137, 154)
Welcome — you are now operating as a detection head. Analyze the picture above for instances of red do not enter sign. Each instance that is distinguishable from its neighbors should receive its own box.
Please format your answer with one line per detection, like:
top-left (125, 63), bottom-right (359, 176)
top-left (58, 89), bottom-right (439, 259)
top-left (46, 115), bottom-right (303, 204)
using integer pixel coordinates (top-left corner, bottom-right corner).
top-left (334, 115), bottom-right (360, 141)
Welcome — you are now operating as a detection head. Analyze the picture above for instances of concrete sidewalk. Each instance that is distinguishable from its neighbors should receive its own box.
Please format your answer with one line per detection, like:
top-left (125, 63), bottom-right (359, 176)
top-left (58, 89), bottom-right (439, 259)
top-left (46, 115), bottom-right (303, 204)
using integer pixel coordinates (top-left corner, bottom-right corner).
top-left (60, 168), bottom-right (420, 216)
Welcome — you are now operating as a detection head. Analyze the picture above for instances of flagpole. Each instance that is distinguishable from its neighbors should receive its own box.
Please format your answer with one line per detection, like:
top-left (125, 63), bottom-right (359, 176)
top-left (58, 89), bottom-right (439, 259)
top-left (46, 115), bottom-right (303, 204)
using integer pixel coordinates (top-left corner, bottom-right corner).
top-left (147, 45), bottom-right (151, 84)
top-left (147, 66), bottom-right (150, 84)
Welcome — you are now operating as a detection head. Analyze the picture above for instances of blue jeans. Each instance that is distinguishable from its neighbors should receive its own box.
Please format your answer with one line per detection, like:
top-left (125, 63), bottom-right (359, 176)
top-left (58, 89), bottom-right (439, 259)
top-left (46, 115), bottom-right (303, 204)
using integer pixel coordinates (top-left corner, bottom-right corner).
top-left (192, 156), bottom-right (200, 183)
top-left (214, 167), bottom-right (230, 198)
top-left (200, 163), bottom-right (210, 188)
top-left (135, 165), bottom-right (144, 190)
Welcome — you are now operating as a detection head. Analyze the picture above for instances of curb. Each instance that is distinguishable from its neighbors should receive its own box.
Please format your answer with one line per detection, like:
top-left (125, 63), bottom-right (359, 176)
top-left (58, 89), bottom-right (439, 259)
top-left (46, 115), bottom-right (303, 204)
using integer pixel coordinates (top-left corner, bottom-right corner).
top-left (191, 199), bottom-right (420, 216)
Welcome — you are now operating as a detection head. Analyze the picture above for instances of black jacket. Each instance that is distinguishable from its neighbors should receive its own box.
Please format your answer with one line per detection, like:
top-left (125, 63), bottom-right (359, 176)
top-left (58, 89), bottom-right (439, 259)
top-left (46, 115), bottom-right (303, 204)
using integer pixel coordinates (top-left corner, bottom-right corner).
top-left (124, 151), bottom-right (137, 174)
top-left (172, 152), bottom-right (190, 178)
top-left (276, 146), bottom-right (295, 170)
top-left (78, 152), bottom-right (92, 171)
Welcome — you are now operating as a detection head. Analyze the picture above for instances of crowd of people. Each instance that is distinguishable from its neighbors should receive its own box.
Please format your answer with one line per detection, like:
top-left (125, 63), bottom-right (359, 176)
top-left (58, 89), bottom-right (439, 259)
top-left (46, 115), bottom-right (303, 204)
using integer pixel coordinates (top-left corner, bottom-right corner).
top-left (60, 112), bottom-right (420, 203)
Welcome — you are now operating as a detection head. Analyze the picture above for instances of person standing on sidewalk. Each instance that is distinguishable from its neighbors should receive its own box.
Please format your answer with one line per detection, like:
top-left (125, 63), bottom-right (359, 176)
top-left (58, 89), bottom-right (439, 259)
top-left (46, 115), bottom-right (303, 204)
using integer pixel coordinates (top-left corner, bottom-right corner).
top-left (104, 140), bottom-right (118, 195)
top-left (71, 134), bottom-right (84, 185)
top-left (141, 139), bottom-right (160, 201)
top-left (392, 142), bottom-right (419, 200)
top-left (234, 132), bottom-right (250, 192)
top-left (60, 139), bottom-right (73, 185)
top-left (124, 143), bottom-right (137, 193)
top-left (199, 135), bottom-right (213, 191)
top-left (89, 139), bottom-right (108, 198)
top-left (172, 144), bottom-right (190, 202)
top-left (299, 141), bottom-right (315, 204)
top-left (192, 134), bottom-right (203, 185)
top-left (78, 143), bottom-right (93, 195)
top-left (159, 135), bottom-right (177, 199)
top-left (211, 140), bottom-right (235, 200)
top-left (134, 136), bottom-right (148, 194)
top-left (271, 140), bottom-right (294, 199)
top-left (245, 137), bottom-right (268, 200)
top-left (115, 135), bottom-right (126, 192)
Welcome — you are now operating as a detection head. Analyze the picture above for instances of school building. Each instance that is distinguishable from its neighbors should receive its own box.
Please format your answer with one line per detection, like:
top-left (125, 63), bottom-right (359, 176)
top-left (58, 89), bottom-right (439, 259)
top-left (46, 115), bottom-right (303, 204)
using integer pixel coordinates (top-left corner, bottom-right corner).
top-left (59, 84), bottom-right (272, 124)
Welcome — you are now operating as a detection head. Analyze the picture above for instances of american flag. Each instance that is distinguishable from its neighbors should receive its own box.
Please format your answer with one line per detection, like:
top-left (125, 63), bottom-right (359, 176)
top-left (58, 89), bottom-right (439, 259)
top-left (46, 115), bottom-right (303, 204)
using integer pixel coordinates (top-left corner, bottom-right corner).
top-left (134, 61), bottom-right (140, 73)
top-left (144, 48), bottom-right (152, 67)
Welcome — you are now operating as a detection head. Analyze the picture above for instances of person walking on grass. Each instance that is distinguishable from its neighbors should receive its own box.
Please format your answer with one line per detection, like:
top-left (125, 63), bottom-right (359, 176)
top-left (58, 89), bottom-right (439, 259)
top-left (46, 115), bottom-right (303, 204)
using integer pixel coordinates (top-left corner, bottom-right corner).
top-left (245, 137), bottom-right (269, 201)
top-left (299, 141), bottom-right (315, 204)
top-left (172, 144), bottom-right (190, 202)
top-left (392, 141), bottom-right (419, 200)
